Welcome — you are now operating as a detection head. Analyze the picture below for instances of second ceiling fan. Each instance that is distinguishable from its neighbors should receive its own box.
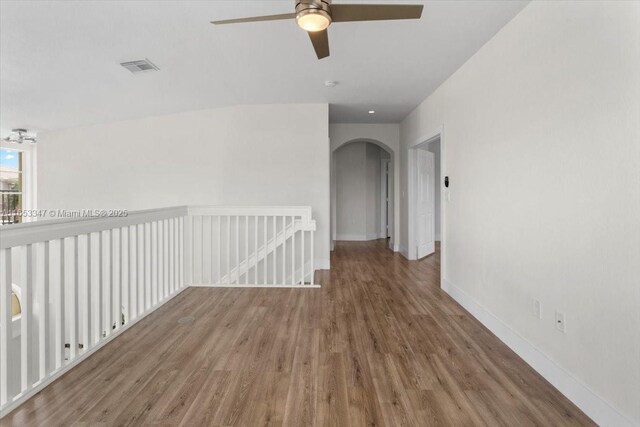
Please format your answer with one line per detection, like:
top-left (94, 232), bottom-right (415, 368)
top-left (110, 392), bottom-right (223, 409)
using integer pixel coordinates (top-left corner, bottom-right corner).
top-left (211, 0), bottom-right (423, 59)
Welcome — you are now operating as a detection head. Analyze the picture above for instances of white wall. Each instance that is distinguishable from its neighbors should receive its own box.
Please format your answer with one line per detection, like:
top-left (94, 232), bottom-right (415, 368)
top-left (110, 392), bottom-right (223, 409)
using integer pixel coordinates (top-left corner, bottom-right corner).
top-left (400, 2), bottom-right (640, 425)
top-left (38, 104), bottom-right (331, 269)
top-left (329, 123), bottom-right (400, 249)
top-left (335, 142), bottom-right (367, 239)
top-left (366, 143), bottom-right (382, 238)
top-left (334, 141), bottom-right (386, 241)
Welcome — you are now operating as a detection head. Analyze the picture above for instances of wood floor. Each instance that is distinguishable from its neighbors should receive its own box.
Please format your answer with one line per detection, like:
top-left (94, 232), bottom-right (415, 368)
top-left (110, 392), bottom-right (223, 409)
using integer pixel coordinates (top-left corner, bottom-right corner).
top-left (1, 240), bottom-right (593, 426)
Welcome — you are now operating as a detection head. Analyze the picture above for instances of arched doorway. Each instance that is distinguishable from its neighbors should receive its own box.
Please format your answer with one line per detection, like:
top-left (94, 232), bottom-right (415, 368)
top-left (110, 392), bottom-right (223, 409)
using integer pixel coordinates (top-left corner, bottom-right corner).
top-left (331, 138), bottom-right (397, 251)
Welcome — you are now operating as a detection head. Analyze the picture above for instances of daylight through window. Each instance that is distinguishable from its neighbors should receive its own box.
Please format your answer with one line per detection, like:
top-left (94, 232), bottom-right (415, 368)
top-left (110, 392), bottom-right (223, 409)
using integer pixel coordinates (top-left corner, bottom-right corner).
top-left (0, 148), bottom-right (23, 224)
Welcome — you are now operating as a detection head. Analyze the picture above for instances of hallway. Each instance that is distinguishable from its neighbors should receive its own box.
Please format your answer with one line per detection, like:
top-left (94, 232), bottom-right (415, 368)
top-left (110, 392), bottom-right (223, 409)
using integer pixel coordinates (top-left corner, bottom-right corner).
top-left (1, 240), bottom-right (592, 426)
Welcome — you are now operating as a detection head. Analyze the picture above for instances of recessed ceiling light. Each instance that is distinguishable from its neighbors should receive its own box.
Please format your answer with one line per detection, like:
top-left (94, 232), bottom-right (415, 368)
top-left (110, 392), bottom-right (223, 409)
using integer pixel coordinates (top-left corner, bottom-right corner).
top-left (368, 110), bottom-right (375, 114)
top-left (324, 80), bottom-right (337, 87)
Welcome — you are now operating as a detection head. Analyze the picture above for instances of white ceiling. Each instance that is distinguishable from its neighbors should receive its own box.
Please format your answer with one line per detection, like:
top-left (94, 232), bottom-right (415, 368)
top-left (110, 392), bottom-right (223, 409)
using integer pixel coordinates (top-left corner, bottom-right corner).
top-left (0, 0), bottom-right (528, 135)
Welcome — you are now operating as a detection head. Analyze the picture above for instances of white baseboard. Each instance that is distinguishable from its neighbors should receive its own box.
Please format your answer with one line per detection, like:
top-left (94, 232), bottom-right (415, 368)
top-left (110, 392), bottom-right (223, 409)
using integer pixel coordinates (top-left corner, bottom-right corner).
top-left (367, 232), bottom-right (386, 240)
top-left (399, 245), bottom-right (410, 260)
top-left (336, 233), bottom-right (385, 242)
top-left (336, 233), bottom-right (367, 241)
top-left (442, 279), bottom-right (637, 427)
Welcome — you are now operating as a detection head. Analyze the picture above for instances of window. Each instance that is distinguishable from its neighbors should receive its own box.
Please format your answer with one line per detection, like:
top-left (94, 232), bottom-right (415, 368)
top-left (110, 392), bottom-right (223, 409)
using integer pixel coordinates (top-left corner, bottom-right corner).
top-left (0, 148), bottom-right (23, 224)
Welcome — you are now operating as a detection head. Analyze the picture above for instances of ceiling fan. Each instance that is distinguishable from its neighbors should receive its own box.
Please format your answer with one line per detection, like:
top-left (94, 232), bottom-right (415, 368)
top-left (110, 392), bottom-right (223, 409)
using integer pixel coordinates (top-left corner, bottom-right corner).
top-left (211, 0), bottom-right (423, 59)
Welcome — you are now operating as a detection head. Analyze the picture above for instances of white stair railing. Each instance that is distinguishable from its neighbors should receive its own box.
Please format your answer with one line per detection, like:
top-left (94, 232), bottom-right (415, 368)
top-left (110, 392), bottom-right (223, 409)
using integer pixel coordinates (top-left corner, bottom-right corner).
top-left (0, 206), bottom-right (188, 417)
top-left (0, 205), bottom-right (318, 417)
top-left (187, 206), bottom-right (317, 287)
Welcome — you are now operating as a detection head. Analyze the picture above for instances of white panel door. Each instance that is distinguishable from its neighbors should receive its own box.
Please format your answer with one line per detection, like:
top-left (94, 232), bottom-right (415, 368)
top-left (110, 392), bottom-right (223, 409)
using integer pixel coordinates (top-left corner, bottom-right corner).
top-left (416, 150), bottom-right (435, 259)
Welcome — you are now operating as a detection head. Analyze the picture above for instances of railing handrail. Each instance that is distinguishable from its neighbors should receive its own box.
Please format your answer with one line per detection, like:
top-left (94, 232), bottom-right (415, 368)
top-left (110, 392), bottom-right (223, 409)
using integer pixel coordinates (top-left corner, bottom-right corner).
top-left (0, 206), bottom-right (189, 249)
top-left (0, 206), bottom-right (318, 250)
top-left (188, 205), bottom-right (313, 222)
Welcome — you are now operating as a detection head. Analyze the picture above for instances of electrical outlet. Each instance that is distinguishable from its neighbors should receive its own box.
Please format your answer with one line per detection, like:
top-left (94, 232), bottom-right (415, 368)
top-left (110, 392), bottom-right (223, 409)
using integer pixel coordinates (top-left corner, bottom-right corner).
top-left (555, 311), bottom-right (566, 333)
top-left (533, 299), bottom-right (541, 319)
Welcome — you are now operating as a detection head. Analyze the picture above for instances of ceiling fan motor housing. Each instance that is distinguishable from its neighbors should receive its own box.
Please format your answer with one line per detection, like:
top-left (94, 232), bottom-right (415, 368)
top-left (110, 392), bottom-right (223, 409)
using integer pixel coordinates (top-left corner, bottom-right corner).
top-left (296, 0), bottom-right (332, 30)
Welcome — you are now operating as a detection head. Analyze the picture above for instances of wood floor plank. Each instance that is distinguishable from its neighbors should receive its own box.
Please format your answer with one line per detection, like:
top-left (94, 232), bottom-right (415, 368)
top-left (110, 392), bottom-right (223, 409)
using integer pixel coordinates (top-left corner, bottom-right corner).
top-left (0, 240), bottom-right (595, 427)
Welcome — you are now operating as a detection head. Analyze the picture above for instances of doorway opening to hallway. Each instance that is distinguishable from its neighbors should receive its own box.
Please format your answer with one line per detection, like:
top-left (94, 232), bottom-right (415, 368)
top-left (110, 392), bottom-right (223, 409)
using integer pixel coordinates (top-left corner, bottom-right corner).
top-left (408, 133), bottom-right (443, 265)
top-left (333, 141), bottom-right (392, 243)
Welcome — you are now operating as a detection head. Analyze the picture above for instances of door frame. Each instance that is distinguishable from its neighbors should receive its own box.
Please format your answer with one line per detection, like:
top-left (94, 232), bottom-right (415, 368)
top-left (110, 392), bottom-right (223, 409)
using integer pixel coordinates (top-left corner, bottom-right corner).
top-left (407, 125), bottom-right (445, 285)
top-left (380, 158), bottom-right (390, 238)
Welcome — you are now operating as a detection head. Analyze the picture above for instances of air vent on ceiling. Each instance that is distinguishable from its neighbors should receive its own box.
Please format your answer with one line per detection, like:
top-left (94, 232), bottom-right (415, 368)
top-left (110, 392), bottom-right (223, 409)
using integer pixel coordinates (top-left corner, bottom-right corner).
top-left (120, 58), bottom-right (159, 74)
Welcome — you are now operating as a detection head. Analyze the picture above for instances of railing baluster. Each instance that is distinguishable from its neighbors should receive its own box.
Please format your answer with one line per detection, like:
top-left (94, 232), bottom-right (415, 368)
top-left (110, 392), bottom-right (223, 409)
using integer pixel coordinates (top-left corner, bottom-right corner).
top-left (235, 216), bottom-right (239, 285)
top-left (112, 229), bottom-right (121, 332)
top-left (170, 219), bottom-right (175, 294)
top-left (121, 227), bottom-right (129, 326)
top-left (291, 216), bottom-right (295, 285)
top-left (184, 215), bottom-right (192, 287)
top-left (38, 242), bottom-right (49, 381)
top-left (161, 219), bottom-right (166, 299)
top-left (272, 216), bottom-right (276, 285)
top-left (216, 216), bottom-right (221, 285)
top-left (103, 231), bottom-right (112, 338)
top-left (137, 224), bottom-right (144, 315)
top-left (175, 218), bottom-right (179, 291)
top-left (282, 216), bottom-right (286, 285)
top-left (208, 215), bottom-right (215, 284)
top-left (301, 228), bottom-right (305, 285)
top-left (197, 217), bottom-right (201, 284)
top-left (158, 220), bottom-right (164, 301)
top-left (129, 226), bottom-right (137, 321)
top-left (226, 216), bottom-right (230, 285)
top-left (144, 223), bottom-right (151, 311)
top-left (179, 217), bottom-right (184, 289)
top-left (67, 238), bottom-right (78, 361)
top-left (176, 218), bottom-right (180, 291)
top-left (164, 219), bottom-right (172, 298)
top-left (157, 220), bottom-right (162, 301)
top-left (167, 219), bottom-right (171, 293)
top-left (166, 220), bottom-right (170, 293)
top-left (214, 217), bottom-right (218, 283)
top-left (21, 245), bottom-right (32, 391)
top-left (171, 219), bottom-right (175, 293)
top-left (55, 238), bottom-right (65, 368)
top-left (310, 230), bottom-right (314, 286)
top-left (80, 234), bottom-right (90, 354)
top-left (166, 220), bottom-right (170, 295)
top-left (161, 219), bottom-right (169, 300)
top-left (92, 232), bottom-right (102, 345)
top-left (263, 216), bottom-right (267, 285)
top-left (245, 215), bottom-right (249, 284)
top-left (151, 222), bottom-right (158, 306)
top-left (254, 215), bottom-right (258, 285)
top-left (173, 218), bottom-right (180, 292)
top-left (0, 248), bottom-right (11, 406)
top-left (199, 216), bottom-right (204, 285)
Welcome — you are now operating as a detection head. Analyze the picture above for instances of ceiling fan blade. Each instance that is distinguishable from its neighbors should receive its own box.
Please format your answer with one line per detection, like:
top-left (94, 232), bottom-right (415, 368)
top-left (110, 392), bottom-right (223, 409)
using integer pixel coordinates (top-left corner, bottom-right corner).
top-left (211, 13), bottom-right (296, 25)
top-left (331, 4), bottom-right (423, 22)
top-left (308, 29), bottom-right (330, 59)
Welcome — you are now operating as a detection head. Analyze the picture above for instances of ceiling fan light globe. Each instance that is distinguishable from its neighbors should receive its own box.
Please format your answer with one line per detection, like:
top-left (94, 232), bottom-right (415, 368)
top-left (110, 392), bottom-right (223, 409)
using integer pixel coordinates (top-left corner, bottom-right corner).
top-left (296, 10), bottom-right (331, 32)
